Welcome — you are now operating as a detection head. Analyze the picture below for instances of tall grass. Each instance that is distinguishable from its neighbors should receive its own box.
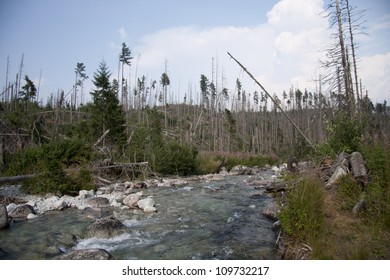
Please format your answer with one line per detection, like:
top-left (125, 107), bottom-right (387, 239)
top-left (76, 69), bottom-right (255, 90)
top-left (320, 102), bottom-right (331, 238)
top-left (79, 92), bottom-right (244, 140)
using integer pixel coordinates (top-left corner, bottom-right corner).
top-left (279, 176), bottom-right (325, 240)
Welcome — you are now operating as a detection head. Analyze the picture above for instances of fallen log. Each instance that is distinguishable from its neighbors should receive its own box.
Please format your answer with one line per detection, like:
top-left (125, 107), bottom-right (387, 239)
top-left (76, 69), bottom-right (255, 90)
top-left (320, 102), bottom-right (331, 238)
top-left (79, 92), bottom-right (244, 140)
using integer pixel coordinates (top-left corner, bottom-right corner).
top-left (0, 174), bottom-right (39, 184)
top-left (350, 152), bottom-right (368, 186)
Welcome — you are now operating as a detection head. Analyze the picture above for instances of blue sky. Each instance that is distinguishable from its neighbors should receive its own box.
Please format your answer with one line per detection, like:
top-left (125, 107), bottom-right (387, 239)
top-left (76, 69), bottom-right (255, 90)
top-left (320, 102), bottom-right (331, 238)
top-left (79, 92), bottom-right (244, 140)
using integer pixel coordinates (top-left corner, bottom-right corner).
top-left (0, 0), bottom-right (389, 105)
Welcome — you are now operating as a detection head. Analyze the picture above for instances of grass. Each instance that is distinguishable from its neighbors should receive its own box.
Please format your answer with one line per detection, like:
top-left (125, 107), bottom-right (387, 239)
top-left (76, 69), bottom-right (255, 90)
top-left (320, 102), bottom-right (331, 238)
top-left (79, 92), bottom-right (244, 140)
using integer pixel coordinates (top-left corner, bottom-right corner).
top-left (280, 145), bottom-right (390, 259)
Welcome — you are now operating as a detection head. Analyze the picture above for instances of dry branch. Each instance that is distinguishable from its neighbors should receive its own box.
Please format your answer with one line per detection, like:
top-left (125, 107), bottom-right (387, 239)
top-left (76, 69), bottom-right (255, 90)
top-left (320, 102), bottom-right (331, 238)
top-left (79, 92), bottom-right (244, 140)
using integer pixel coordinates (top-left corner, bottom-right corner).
top-left (93, 129), bottom-right (110, 147)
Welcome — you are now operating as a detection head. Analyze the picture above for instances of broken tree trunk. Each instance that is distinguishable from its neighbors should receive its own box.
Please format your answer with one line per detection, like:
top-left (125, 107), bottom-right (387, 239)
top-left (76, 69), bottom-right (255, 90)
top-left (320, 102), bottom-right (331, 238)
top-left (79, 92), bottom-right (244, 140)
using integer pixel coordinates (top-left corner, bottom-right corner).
top-left (227, 52), bottom-right (317, 152)
top-left (350, 151), bottom-right (368, 186)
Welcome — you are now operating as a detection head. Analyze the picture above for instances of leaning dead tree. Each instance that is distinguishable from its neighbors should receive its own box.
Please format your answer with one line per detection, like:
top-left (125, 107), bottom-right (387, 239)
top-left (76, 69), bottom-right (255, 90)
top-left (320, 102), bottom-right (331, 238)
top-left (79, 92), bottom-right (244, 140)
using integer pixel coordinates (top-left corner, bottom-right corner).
top-left (227, 52), bottom-right (317, 152)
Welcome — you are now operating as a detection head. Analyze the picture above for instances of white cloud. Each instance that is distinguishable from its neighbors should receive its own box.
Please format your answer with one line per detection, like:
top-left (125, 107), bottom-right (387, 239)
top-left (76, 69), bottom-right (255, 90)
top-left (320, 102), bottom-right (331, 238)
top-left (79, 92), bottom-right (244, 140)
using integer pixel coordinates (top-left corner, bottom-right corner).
top-left (126, 0), bottom-right (388, 104)
top-left (360, 52), bottom-right (390, 102)
top-left (267, 0), bottom-right (326, 32)
top-left (118, 27), bottom-right (128, 40)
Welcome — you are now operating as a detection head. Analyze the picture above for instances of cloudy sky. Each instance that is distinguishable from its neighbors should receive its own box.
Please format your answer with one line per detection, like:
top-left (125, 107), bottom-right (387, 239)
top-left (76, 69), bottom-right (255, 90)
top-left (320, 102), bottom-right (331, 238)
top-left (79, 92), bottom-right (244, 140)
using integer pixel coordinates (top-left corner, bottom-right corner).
top-left (0, 0), bottom-right (389, 105)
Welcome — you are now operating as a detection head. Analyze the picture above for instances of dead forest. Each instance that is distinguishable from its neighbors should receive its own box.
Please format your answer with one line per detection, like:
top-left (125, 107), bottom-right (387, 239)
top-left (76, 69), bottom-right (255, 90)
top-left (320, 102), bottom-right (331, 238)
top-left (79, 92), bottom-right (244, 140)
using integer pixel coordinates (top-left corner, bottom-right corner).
top-left (0, 0), bottom-right (389, 178)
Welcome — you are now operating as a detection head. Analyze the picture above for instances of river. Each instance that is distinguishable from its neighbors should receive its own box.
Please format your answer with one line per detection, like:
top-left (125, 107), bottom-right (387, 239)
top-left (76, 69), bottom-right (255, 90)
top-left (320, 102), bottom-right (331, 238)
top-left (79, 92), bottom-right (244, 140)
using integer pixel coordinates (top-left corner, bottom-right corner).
top-left (0, 173), bottom-right (278, 260)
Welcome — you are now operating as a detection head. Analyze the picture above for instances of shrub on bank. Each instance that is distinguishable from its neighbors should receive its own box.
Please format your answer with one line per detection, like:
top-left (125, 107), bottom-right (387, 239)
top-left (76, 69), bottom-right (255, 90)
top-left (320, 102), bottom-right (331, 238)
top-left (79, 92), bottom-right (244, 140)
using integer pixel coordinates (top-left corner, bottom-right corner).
top-left (195, 151), bottom-right (278, 175)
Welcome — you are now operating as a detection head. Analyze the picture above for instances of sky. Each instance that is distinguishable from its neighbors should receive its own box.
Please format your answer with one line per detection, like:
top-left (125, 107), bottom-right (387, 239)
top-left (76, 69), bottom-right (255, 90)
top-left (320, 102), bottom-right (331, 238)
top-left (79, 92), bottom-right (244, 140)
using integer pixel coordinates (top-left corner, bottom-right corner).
top-left (0, 0), bottom-right (389, 106)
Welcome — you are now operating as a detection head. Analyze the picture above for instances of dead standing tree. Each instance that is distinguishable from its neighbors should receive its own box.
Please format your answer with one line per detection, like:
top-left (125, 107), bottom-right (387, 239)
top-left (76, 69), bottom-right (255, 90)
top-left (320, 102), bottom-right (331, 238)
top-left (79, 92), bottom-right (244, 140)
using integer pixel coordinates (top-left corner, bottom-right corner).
top-left (227, 52), bottom-right (317, 153)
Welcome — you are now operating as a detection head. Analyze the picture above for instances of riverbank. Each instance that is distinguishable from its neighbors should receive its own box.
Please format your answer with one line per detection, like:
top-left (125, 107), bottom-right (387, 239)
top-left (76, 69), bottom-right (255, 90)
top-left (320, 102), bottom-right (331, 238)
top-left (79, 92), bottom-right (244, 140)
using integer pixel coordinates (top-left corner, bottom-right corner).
top-left (276, 150), bottom-right (390, 260)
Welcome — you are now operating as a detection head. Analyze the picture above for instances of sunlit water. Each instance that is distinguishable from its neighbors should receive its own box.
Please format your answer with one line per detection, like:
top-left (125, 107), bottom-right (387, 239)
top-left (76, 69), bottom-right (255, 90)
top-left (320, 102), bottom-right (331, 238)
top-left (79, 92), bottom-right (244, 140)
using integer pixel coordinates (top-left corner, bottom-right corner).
top-left (0, 174), bottom-right (278, 260)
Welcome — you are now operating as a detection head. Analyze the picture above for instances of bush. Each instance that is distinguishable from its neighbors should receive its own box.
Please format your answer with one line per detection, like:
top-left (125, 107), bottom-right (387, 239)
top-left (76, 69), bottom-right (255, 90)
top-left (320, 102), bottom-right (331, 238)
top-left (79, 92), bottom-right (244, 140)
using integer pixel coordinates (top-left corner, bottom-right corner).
top-left (22, 163), bottom-right (95, 195)
top-left (279, 176), bottom-right (325, 240)
top-left (195, 152), bottom-right (222, 175)
top-left (4, 138), bottom-right (91, 175)
top-left (326, 112), bottom-right (363, 154)
top-left (154, 142), bottom-right (198, 176)
top-left (4, 138), bottom-right (94, 195)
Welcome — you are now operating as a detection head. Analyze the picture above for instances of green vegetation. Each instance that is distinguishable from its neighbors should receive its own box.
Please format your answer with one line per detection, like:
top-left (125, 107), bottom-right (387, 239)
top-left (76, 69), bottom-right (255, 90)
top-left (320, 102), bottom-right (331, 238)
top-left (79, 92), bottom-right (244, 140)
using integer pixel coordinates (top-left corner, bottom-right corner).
top-left (279, 176), bottom-right (325, 240)
top-left (278, 103), bottom-right (390, 259)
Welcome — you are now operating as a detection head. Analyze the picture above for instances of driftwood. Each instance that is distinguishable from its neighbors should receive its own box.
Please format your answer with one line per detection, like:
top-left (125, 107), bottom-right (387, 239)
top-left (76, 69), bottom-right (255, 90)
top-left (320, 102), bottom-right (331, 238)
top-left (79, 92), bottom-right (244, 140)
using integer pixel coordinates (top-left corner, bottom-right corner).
top-left (0, 174), bottom-right (39, 184)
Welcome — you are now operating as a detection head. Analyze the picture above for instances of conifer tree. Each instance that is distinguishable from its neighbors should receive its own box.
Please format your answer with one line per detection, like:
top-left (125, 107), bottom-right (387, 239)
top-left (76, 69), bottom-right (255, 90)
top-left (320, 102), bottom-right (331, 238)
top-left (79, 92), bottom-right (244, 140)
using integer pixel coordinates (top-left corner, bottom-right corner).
top-left (90, 61), bottom-right (126, 147)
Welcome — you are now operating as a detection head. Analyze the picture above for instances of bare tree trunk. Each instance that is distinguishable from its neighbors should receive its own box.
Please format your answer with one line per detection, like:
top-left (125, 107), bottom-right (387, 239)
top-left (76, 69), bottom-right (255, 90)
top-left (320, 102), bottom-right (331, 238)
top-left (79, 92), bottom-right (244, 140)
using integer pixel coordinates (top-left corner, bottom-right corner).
top-left (346, 0), bottom-right (361, 117)
top-left (336, 0), bottom-right (354, 114)
top-left (227, 52), bottom-right (317, 152)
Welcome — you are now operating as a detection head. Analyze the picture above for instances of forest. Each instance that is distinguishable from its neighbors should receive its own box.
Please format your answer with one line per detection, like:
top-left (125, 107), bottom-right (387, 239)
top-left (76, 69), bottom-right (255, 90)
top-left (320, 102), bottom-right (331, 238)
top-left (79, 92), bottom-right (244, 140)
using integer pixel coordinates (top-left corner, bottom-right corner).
top-left (0, 0), bottom-right (389, 188)
top-left (0, 0), bottom-right (389, 259)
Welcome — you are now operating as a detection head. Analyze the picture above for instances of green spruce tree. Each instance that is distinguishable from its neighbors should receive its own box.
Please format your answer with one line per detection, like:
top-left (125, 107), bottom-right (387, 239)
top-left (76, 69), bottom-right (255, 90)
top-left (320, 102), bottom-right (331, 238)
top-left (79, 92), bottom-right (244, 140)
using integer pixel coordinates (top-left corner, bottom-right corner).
top-left (90, 61), bottom-right (126, 147)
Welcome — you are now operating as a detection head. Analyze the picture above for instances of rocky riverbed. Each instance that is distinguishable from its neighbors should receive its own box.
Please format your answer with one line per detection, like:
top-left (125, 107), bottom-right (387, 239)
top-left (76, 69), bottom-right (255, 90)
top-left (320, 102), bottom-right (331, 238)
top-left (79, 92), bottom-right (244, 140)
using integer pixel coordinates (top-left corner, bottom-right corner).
top-left (0, 164), bottom-right (287, 260)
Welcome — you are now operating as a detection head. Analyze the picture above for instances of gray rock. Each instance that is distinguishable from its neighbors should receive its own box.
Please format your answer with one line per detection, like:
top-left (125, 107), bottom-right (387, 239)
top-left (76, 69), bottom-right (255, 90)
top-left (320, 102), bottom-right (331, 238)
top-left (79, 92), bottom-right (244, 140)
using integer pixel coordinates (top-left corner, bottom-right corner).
top-left (137, 197), bottom-right (155, 210)
top-left (53, 249), bottom-right (114, 260)
top-left (85, 216), bottom-right (127, 238)
top-left (219, 167), bottom-right (229, 175)
top-left (229, 165), bottom-right (253, 175)
top-left (87, 197), bottom-right (110, 208)
top-left (143, 206), bottom-right (157, 213)
top-left (48, 232), bottom-right (78, 246)
top-left (53, 198), bottom-right (68, 210)
top-left (8, 204), bottom-right (36, 221)
top-left (123, 192), bottom-right (143, 208)
top-left (262, 202), bottom-right (280, 220)
top-left (0, 204), bottom-right (9, 229)
top-left (79, 189), bottom-right (94, 199)
top-left (27, 213), bottom-right (38, 220)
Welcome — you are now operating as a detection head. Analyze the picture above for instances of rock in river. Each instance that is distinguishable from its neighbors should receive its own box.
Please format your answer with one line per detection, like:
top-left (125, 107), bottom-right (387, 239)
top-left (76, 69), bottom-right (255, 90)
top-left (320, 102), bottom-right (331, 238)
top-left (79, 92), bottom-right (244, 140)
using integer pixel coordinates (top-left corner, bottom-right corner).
top-left (85, 216), bottom-right (127, 239)
top-left (0, 204), bottom-right (9, 229)
top-left (8, 204), bottom-right (36, 221)
top-left (86, 197), bottom-right (110, 208)
top-left (53, 249), bottom-right (113, 260)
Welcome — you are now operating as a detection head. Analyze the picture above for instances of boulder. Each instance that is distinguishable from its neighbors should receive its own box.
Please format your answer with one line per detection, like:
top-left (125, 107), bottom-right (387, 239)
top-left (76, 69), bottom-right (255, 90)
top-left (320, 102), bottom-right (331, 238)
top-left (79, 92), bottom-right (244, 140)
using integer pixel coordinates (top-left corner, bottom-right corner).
top-left (123, 192), bottom-right (143, 208)
top-left (6, 203), bottom-right (17, 213)
top-left (47, 232), bottom-right (78, 252)
top-left (229, 165), bottom-right (253, 175)
top-left (52, 249), bottom-right (113, 260)
top-left (86, 197), bottom-right (110, 208)
top-left (53, 199), bottom-right (68, 210)
top-left (143, 206), bottom-right (157, 213)
top-left (137, 197), bottom-right (155, 210)
top-left (219, 167), bottom-right (229, 175)
top-left (262, 202), bottom-right (280, 220)
top-left (0, 204), bottom-right (9, 229)
top-left (8, 204), bottom-right (36, 221)
top-left (79, 189), bottom-right (95, 199)
top-left (27, 213), bottom-right (38, 220)
top-left (85, 216), bottom-right (127, 239)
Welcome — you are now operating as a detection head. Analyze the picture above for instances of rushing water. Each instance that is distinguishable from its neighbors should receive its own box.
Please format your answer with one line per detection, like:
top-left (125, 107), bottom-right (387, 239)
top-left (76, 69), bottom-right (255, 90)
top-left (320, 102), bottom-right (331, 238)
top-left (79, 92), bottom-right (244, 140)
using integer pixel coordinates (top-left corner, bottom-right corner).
top-left (0, 174), bottom-right (278, 260)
